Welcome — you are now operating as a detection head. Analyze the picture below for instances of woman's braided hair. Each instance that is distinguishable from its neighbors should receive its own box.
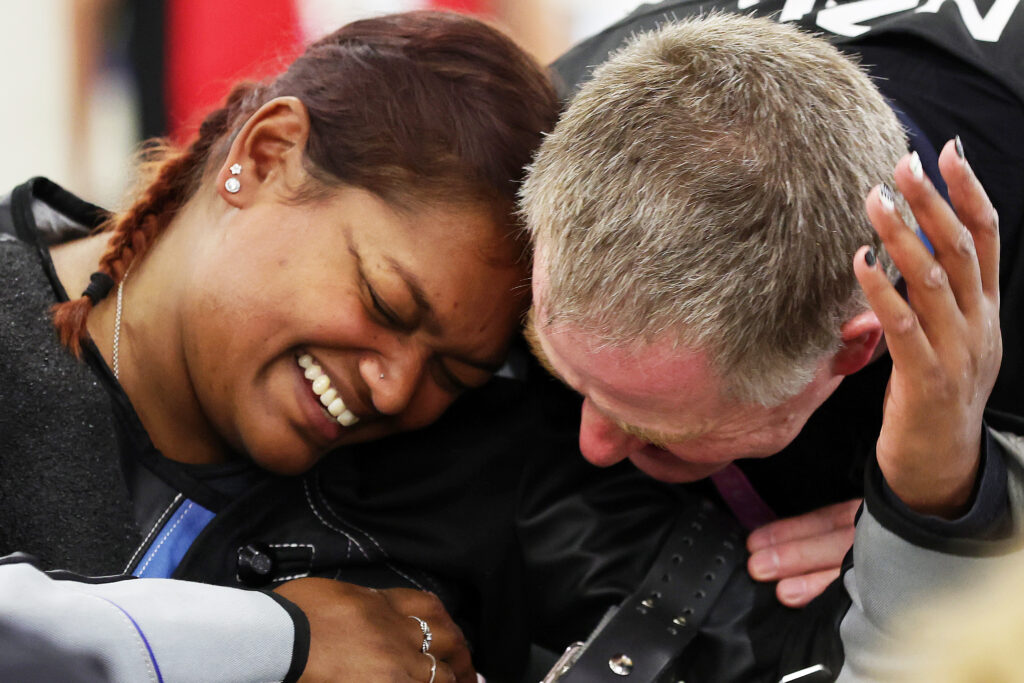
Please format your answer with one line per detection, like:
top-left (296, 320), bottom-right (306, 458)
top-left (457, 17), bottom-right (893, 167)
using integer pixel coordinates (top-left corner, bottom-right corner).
top-left (53, 10), bottom-right (558, 357)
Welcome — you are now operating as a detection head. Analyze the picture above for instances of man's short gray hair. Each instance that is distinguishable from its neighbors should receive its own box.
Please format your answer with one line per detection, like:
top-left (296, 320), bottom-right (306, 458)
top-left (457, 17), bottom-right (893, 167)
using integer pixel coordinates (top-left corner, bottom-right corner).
top-left (522, 13), bottom-right (906, 406)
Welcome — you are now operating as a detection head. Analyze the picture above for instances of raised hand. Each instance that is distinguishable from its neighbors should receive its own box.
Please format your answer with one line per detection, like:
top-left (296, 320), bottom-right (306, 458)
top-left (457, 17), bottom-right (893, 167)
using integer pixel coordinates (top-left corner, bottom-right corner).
top-left (274, 578), bottom-right (476, 683)
top-left (855, 139), bottom-right (1001, 516)
top-left (747, 499), bottom-right (860, 607)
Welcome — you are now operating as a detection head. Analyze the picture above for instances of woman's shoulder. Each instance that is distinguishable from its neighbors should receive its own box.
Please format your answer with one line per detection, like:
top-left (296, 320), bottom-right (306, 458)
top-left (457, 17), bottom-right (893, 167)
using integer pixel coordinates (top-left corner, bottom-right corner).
top-left (0, 180), bottom-right (104, 410)
top-left (1, 178), bottom-right (105, 247)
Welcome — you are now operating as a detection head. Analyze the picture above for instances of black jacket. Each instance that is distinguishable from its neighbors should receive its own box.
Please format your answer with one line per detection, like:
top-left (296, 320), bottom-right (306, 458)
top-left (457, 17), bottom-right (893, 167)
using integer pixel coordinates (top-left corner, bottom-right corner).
top-left (0, 178), bottom-right (724, 680)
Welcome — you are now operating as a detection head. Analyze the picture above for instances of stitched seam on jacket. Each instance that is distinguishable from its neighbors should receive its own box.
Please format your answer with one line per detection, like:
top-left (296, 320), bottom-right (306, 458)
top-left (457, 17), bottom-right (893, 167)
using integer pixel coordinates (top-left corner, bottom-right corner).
top-left (312, 473), bottom-right (432, 593)
top-left (85, 593), bottom-right (160, 683)
top-left (136, 502), bottom-right (193, 576)
top-left (124, 493), bottom-right (183, 574)
top-left (302, 478), bottom-right (369, 560)
top-left (269, 542), bottom-right (316, 581)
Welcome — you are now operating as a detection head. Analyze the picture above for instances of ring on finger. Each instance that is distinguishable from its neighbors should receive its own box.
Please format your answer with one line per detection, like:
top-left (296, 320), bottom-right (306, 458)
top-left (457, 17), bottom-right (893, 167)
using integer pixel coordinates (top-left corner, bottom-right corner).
top-left (410, 615), bottom-right (432, 653)
top-left (424, 652), bottom-right (437, 683)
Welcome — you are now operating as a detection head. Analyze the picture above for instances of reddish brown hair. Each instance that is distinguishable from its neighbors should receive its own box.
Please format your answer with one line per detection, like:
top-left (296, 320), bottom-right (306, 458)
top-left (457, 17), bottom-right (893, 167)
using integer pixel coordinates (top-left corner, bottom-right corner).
top-left (54, 11), bottom-right (558, 356)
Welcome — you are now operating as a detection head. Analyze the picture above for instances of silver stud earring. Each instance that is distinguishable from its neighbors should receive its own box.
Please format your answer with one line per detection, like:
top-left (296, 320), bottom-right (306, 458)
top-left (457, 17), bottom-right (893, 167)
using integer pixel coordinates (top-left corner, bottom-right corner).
top-left (225, 163), bottom-right (242, 194)
top-left (379, 373), bottom-right (385, 380)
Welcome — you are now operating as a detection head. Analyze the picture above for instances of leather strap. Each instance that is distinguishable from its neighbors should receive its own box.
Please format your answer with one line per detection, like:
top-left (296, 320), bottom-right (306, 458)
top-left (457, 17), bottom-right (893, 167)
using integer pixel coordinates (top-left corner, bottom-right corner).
top-left (561, 497), bottom-right (744, 682)
top-left (711, 463), bottom-right (777, 531)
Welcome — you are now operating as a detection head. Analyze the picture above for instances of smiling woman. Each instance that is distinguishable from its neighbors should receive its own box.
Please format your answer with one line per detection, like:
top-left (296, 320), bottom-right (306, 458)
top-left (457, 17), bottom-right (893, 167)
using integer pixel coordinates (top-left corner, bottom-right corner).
top-left (48, 12), bottom-right (549, 476)
top-left (0, 10), bottom-right (557, 682)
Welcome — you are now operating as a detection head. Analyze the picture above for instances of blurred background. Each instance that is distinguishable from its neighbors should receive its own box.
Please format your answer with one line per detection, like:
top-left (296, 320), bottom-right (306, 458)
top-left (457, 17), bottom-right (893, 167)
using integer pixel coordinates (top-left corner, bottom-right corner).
top-left (0, 0), bottom-right (645, 209)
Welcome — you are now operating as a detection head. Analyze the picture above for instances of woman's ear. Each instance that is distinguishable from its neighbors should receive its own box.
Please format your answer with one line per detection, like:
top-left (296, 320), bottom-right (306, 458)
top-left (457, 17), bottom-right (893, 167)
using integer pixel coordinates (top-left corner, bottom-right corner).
top-left (215, 96), bottom-right (311, 207)
top-left (832, 309), bottom-right (884, 376)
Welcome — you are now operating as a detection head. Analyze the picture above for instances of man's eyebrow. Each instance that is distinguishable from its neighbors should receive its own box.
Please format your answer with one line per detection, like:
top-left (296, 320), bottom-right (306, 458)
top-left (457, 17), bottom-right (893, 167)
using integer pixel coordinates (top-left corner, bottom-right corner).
top-left (524, 309), bottom-right (568, 384)
top-left (525, 309), bottom-right (707, 448)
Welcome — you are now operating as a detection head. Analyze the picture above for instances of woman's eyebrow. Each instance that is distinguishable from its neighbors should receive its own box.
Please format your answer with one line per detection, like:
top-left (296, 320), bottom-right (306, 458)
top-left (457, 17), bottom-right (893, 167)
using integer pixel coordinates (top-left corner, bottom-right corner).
top-left (383, 256), bottom-right (440, 335)
top-left (345, 237), bottom-right (433, 328)
top-left (383, 256), bottom-right (506, 371)
top-left (358, 250), bottom-right (505, 371)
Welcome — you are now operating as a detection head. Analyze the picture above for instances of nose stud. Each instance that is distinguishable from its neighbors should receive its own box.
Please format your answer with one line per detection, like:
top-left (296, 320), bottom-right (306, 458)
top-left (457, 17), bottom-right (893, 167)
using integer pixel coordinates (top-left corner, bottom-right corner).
top-left (379, 373), bottom-right (385, 380)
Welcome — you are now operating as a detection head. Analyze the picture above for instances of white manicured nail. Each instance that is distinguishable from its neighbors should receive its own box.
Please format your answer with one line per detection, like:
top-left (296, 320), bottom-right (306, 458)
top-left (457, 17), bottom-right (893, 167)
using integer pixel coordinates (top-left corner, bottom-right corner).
top-left (879, 184), bottom-right (896, 212)
top-left (909, 151), bottom-right (923, 180)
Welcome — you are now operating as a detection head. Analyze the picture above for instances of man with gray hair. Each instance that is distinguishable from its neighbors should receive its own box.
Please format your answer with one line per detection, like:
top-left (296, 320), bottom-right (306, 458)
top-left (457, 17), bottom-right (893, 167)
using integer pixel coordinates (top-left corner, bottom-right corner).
top-left (524, 3), bottom-right (1024, 680)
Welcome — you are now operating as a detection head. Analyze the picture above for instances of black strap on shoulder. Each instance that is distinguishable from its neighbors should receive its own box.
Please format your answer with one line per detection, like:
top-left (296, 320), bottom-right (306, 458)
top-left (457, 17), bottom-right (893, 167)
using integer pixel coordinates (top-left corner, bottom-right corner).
top-left (561, 497), bottom-right (744, 682)
top-left (10, 179), bottom-right (41, 246)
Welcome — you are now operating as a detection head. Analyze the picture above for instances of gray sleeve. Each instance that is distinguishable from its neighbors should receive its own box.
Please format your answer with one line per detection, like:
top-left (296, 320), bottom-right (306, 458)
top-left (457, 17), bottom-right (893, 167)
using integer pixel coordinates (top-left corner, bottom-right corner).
top-left (834, 427), bottom-right (1024, 683)
top-left (0, 562), bottom-right (297, 683)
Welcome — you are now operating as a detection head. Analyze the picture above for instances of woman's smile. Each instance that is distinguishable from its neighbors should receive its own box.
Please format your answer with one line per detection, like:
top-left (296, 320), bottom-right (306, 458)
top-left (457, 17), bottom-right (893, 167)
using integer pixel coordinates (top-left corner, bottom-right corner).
top-left (291, 350), bottom-right (376, 448)
top-left (297, 352), bottom-right (360, 427)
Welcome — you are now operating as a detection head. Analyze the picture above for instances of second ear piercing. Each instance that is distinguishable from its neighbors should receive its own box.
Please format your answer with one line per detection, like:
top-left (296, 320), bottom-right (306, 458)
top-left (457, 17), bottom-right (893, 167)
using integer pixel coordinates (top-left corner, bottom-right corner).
top-left (225, 163), bottom-right (242, 194)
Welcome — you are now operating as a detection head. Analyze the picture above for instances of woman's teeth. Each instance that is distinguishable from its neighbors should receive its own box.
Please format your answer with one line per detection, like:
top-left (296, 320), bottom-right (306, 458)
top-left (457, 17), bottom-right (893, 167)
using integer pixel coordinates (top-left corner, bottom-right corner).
top-left (297, 354), bottom-right (359, 427)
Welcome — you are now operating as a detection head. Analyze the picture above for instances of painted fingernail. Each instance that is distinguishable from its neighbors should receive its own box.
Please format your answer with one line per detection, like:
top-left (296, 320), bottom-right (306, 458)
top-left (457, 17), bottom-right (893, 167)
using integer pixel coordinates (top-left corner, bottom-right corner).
top-left (955, 135), bottom-right (964, 159)
top-left (909, 151), bottom-right (923, 180)
top-left (864, 247), bottom-right (876, 267)
top-left (879, 183), bottom-right (896, 212)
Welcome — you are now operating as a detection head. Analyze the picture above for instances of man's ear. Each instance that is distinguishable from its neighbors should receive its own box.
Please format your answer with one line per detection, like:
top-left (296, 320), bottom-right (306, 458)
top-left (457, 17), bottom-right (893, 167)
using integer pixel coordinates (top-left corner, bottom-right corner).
top-left (215, 96), bottom-right (311, 207)
top-left (832, 309), bottom-right (883, 376)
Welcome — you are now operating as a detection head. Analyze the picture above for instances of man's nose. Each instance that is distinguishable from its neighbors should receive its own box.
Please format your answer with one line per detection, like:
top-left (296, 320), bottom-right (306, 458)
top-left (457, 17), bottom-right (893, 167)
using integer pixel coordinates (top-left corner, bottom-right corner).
top-left (578, 398), bottom-right (643, 467)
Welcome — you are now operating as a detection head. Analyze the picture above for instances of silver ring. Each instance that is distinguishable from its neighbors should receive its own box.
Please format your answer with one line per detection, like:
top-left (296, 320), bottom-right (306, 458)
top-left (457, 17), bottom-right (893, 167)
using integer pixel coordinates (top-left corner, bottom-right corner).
top-left (410, 615), bottom-right (432, 653)
top-left (425, 652), bottom-right (437, 683)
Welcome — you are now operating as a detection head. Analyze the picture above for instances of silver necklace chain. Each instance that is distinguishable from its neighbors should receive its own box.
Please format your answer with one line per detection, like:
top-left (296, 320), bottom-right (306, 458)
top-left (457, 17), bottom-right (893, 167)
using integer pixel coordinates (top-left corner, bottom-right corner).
top-left (112, 265), bottom-right (131, 380)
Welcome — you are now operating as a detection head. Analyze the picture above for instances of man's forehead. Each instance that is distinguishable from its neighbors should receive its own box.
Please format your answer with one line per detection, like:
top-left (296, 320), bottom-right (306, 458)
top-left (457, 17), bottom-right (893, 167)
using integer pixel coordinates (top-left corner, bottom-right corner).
top-left (530, 311), bottom-right (722, 412)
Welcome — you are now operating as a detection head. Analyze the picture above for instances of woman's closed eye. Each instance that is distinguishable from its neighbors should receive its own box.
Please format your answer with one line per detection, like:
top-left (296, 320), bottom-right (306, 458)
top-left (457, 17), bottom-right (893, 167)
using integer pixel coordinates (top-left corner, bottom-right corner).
top-left (366, 280), bottom-right (413, 331)
top-left (430, 358), bottom-right (489, 395)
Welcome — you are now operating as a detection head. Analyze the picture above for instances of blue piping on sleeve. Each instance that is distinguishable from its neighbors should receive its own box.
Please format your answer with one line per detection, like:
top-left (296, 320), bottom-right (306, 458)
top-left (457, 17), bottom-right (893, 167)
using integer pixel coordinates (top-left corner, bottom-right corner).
top-left (95, 596), bottom-right (165, 683)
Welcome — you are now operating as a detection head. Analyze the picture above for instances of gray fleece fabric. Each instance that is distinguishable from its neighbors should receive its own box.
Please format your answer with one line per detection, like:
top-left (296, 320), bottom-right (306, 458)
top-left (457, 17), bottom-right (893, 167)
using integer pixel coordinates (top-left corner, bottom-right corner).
top-left (0, 235), bottom-right (139, 574)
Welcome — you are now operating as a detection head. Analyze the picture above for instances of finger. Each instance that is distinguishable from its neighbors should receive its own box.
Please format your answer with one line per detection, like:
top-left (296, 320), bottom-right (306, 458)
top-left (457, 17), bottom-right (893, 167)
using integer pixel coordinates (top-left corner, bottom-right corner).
top-left (892, 151), bottom-right (983, 313)
top-left (404, 595), bottom-right (475, 682)
top-left (747, 499), bottom-right (861, 551)
top-left (776, 568), bottom-right (842, 608)
top-left (938, 137), bottom-right (1000, 299)
top-left (451, 651), bottom-right (478, 683)
top-left (446, 642), bottom-right (477, 683)
top-left (386, 590), bottom-right (471, 664)
top-left (416, 653), bottom-right (455, 683)
top-left (435, 660), bottom-right (457, 683)
top-left (853, 243), bottom-right (937, 375)
top-left (865, 184), bottom-right (961, 345)
top-left (748, 525), bottom-right (855, 581)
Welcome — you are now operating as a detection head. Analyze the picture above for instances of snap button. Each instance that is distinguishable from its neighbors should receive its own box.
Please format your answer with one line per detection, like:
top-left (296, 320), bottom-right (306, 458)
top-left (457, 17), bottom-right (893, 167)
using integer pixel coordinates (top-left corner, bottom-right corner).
top-left (609, 654), bottom-right (634, 676)
top-left (237, 543), bottom-right (275, 586)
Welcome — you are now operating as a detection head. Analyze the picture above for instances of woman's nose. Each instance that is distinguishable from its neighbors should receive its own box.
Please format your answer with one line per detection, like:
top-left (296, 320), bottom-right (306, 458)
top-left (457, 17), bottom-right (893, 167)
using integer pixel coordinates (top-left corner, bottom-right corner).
top-left (364, 342), bottom-right (428, 416)
top-left (577, 398), bottom-right (644, 467)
